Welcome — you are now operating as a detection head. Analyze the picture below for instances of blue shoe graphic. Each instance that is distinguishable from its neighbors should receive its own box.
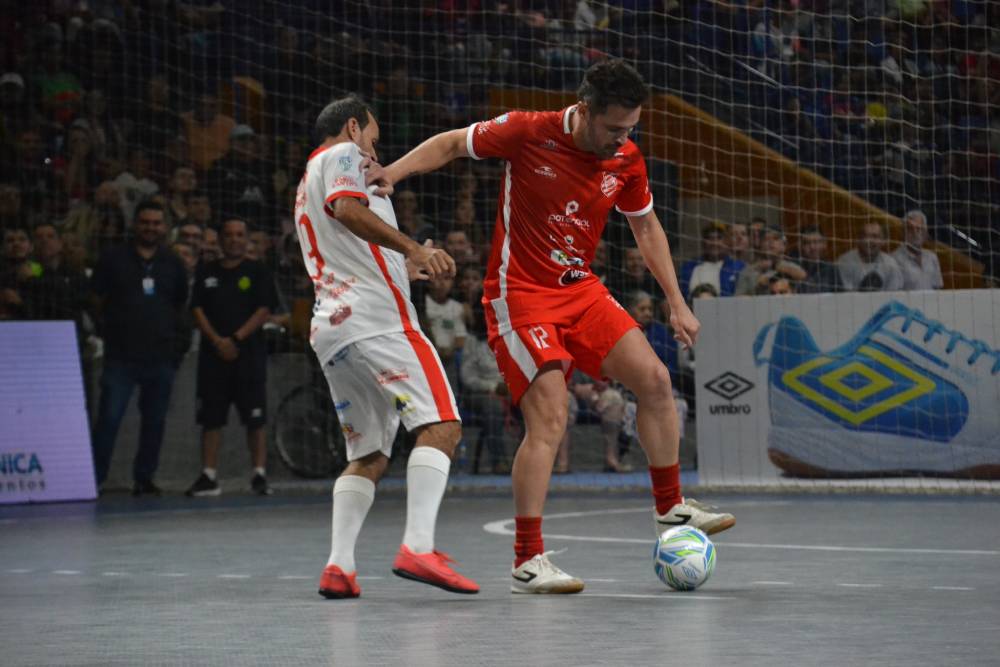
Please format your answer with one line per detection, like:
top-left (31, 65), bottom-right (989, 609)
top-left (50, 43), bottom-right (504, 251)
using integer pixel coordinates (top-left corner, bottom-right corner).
top-left (753, 300), bottom-right (1000, 479)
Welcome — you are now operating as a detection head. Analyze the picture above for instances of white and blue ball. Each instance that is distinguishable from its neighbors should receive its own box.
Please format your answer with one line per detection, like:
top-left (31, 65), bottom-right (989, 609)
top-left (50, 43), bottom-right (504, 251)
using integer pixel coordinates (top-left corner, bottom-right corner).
top-left (653, 526), bottom-right (716, 591)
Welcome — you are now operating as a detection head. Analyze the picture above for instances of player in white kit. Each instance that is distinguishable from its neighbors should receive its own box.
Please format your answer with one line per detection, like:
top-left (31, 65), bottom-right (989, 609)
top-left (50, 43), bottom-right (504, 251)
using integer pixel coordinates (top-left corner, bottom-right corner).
top-left (297, 96), bottom-right (478, 598)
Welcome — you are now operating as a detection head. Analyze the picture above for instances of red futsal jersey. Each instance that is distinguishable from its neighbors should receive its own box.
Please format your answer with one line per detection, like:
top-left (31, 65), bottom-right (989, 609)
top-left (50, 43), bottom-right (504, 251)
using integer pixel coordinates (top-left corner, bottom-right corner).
top-left (466, 106), bottom-right (653, 336)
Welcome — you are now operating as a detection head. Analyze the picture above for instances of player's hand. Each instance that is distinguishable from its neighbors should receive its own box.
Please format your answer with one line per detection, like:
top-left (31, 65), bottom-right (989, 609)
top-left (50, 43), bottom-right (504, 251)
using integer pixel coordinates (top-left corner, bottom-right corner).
top-left (405, 239), bottom-right (436, 281)
top-left (363, 160), bottom-right (394, 197)
top-left (669, 301), bottom-right (700, 350)
top-left (215, 336), bottom-right (239, 362)
top-left (406, 240), bottom-right (456, 279)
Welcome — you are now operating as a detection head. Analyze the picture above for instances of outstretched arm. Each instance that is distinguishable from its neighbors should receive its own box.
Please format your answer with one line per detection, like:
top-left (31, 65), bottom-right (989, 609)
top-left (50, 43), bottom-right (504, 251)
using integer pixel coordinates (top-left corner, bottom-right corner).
top-left (627, 209), bottom-right (700, 348)
top-left (373, 129), bottom-right (470, 191)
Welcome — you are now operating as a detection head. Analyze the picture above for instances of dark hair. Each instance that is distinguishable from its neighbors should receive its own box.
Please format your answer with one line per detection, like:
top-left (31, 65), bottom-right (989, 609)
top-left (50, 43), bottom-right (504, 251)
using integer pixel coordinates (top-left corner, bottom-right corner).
top-left (577, 60), bottom-right (649, 114)
top-left (689, 283), bottom-right (719, 300)
top-left (315, 95), bottom-right (374, 141)
top-left (133, 200), bottom-right (164, 222)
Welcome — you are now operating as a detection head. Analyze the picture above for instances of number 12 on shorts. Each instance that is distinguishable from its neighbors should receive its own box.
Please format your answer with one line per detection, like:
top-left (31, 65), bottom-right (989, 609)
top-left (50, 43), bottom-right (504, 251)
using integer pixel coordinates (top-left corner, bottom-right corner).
top-left (528, 326), bottom-right (550, 350)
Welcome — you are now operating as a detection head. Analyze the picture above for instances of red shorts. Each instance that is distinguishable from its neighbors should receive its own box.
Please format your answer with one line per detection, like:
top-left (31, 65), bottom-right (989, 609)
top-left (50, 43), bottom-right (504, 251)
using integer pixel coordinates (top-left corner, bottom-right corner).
top-left (487, 285), bottom-right (638, 404)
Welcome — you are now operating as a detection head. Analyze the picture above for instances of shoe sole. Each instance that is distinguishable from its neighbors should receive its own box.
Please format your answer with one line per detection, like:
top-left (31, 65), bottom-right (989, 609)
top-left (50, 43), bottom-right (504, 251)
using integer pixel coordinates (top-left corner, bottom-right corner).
top-left (769, 448), bottom-right (1000, 480)
top-left (317, 588), bottom-right (359, 599)
top-left (186, 488), bottom-right (222, 497)
top-left (700, 516), bottom-right (736, 536)
top-left (510, 580), bottom-right (585, 594)
top-left (391, 567), bottom-right (479, 594)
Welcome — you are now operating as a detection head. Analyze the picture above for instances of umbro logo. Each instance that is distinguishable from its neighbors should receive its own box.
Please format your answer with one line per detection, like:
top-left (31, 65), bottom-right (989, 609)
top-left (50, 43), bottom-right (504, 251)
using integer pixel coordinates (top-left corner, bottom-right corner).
top-left (704, 372), bottom-right (754, 401)
top-left (512, 571), bottom-right (537, 583)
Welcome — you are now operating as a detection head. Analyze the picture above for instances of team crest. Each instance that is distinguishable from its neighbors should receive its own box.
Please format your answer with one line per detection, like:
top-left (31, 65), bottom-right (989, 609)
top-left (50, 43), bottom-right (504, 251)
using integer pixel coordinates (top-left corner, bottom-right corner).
top-left (601, 172), bottom-right (620, 197)
top-left (338, 154), bottom-right (352, 171)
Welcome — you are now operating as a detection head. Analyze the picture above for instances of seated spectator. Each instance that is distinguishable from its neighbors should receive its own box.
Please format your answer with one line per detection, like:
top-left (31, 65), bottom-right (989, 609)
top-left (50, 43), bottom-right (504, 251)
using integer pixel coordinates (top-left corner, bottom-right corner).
top-left (172, 241), bottom-right (198, 279)
top-left (613, 246), bottom-right (663, 305)
top-left (456, 263), bottom-right (483, 327)
top-left (678, 221), bottom-right (745, 299)
top-left (728, 221), bottom-right (752, 263)
top-left (768, 274), bottom-right (795, 295)
top-left (891, 210), bottom-right (943, 290)
top-left (837, 221), bottom-right (904, 291)
top-left (459, 298), bottom-right (511, 474)
top-left (61, 181), bottom-right (127, 266)
top-left (425, 272), bottom-right (466, 386)
top-left (626, 290), bottom-right (679, 387)
top-left (175, 222), bottom-right (204, 258)
top-left (24, 223), bottom-right (89, 332)
top-left (555, 372), bottom-right (629, 474)
top-left (181, 91), bottom-right (236, 172)
top-left (735, 223), bottom-right (806, 295)
top-left (794, 225), bottom-right (842, 293)
top-left (206, 124), bottom-right (270, 229)
top-left (187, 190), bottom-right (214, 229)
top-left (394, 188), bottom-right (435, 243)
top-left (444, 228), bottom-right (477, 267)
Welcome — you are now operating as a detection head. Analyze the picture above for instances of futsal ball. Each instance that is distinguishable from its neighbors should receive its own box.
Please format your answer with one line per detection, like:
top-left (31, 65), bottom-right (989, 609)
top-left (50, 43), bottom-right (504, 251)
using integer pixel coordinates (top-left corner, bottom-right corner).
top-left (653, 526), bottom-right (716, 591)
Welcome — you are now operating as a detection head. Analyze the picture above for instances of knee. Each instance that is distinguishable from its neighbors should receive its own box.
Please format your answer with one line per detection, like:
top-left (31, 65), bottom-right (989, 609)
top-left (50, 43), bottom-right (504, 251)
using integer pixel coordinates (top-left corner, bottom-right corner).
top-left (637, 365), bottom-right (673, 404)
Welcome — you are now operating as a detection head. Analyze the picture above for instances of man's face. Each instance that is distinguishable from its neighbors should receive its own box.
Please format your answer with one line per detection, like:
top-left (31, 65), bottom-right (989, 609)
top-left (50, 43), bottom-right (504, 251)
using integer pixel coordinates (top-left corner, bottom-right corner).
top-left (170, 167), bottom-right (197, 195)
top-left (249, 230), bottom-right (271, 258)
top-left (177, 224), bottom-right (203, 252)
top-left (202, 228), bottom-right (221, 261)
top-left (172, 242), bottom-right (197, 275)
top-left (859, 223), bottom-right (885, 259)
top-left (702, 231), bottom-right (726, 261)
top-left (904, 213), bottom-right (927, 248)
top-left (3, 230), bottom-right (31, 261)
top-left (770, 278), bottom-right (793, 296)
top-left (629, 296), bottom-right (654, 326)
top-left (762, 231), bottom-right (786, 260)
top-left (453, 199), bottom-right (474, 227)
top-left (729, 224), bottom-right (749, 255)
top-left (800, 232), bottom-right (827, 261)
top-left (625, 248), bottom-right (646, 277)
top-left (33, 225), bottom-right (62, 262)
top-left (459, 266), bottom-right (482, 295)
top-left (134, 209), bottom-right (167, 247)
top-left (581, 103), bottom-right (642, 159)
top-left (188, 195), bottom-right (212, 224)
top-left (220, 220), bottom-right (248, 260)
top-left (445, 231), bottom-right (471, 260)
top-left (430, 273), bottom-right (454, 298)
top-left (351, 112), bottom-right (380, 162)
top-left (0, 184), bottom-right (21, 217)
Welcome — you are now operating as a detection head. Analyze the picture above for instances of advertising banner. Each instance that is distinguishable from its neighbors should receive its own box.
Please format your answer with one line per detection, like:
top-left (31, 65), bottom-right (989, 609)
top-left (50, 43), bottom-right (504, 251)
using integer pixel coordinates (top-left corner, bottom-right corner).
top-left (694, 290), bottom-right (1000, 488)
top-left (0, 321), bottom-right (96, 503)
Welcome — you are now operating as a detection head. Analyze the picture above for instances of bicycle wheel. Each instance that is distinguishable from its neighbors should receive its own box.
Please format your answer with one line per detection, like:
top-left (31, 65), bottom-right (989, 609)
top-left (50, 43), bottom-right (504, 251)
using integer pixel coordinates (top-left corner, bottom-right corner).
top-left (271, 384), bottom-right (347, 478)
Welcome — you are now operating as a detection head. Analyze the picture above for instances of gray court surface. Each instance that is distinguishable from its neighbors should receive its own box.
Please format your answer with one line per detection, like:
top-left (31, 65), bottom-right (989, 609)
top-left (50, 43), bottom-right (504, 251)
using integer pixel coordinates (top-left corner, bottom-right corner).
top-left (2, 491), bottom-right (998, 666)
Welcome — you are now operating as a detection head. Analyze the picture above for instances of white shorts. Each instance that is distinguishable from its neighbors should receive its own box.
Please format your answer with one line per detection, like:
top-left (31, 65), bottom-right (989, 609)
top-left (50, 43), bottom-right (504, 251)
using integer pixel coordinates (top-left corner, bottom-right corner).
top-left (321, 330), bottom-right (461, 461)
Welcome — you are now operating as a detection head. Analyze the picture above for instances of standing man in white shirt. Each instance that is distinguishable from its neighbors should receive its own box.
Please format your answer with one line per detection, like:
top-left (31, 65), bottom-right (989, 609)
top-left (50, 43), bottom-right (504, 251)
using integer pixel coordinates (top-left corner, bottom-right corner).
top-left (297, 96), bottom-right (478, 599)
top-left (891, 210), bottom-right (943, 290)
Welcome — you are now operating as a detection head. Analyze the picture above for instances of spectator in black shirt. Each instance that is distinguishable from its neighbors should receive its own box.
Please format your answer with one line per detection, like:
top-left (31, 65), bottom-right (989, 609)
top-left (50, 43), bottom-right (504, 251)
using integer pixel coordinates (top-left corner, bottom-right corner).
top-left (186, 218), bottom-right (278, 497)
top-left (794, 225), bottom-right (842, 294)
top-left (24, 223), bottom-right (89, 333)
top-left (90, 201), bottom-right (189, 495)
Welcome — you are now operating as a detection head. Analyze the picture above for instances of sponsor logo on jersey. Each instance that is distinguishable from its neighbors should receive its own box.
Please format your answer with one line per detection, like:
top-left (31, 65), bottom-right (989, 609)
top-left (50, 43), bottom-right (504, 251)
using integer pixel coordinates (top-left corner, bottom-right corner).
top-left (334, 175), bottom-right (359, 189)
top-left (549, 249), bottom-right (584, 267)
top-left (476, 123), bottom-right (489, 135)
top-left (325, 276), bottom-right (357, 299)
top-left (238, 276), bottom-right (251, 291)
top-left (329, 304), bottom-right (353, 326)
top-left (334, 400), bottom-right (351, 412)
top-left (601, 172), bottom-right (620, 197)
top-left (547, 200), bottom-right (590, 230)
top-left (204, 277), bottom-right (218, 288)
top-left (558, 268), bottom-right (589, 286)
top-left (338, 154), bottom-right (352, 171)
top-left (377, 368), bottom-right (410, 385)
top-left (393, 393), bottom-right (416, 416)
top-left (493, 113), bottom-right (509, 125)
top-left (534, 165), bottom-right (557, 179)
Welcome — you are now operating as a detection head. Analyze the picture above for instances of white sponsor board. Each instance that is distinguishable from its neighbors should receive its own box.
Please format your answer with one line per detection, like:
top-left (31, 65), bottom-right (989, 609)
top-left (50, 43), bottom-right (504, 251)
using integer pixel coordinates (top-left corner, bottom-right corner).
top-left (0, 321), bottom-right (96, 503)
top-left (694, 290), bottom-right (1000, 488)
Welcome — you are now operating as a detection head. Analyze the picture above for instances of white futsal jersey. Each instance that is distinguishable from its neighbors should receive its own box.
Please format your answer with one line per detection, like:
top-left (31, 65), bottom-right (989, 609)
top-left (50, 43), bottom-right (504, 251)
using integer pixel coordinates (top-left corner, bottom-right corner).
top-left (294, 141), bottom-right (420, 364)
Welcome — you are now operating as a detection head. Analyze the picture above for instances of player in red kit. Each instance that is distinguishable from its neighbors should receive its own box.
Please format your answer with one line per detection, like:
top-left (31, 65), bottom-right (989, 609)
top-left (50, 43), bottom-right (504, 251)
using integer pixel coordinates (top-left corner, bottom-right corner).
top-left (369, 60), bottom-right (735, 593)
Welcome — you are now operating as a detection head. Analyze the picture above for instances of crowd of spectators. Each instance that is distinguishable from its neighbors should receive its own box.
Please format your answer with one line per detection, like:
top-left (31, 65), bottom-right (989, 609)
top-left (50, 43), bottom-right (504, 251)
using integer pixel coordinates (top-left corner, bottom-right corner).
top-left (0, 1), bottom-right (987, 485)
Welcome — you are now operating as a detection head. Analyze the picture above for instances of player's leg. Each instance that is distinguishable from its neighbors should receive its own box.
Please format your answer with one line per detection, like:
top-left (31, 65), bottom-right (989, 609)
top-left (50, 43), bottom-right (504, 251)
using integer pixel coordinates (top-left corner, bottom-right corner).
top-left (359, 332), bottom-right (478, 594)
top-left (601, 329), bottom-right (735, 536)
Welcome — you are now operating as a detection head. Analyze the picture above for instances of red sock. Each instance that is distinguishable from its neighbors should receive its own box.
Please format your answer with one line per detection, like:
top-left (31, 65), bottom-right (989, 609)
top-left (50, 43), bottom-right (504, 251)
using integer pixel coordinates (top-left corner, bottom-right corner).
top-left (514, 516), bottom-right (543, 568)
top-left (649, 464), bottom-right (682, 515)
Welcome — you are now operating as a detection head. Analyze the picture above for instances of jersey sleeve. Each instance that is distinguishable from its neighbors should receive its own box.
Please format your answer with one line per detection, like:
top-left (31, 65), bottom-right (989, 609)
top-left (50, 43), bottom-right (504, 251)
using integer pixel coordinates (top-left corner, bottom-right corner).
top-left (614, 150), bottom-right (654, 217)
top-left (321, 143), bottom-right (368, 208)
top-left (466, 111), bottom-right (532, 161)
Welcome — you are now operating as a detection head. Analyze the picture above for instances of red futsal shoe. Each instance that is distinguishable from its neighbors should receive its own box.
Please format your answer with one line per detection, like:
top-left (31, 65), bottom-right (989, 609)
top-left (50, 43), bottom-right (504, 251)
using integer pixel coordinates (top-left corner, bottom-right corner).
top-left (391, 545), bottom-right (479, 594)
top-left (318, 565), bottom-right (360, 599)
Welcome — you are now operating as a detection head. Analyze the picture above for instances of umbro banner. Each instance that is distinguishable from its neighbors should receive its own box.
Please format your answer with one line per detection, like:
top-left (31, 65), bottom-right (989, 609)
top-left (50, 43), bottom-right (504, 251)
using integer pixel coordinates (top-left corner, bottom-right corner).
top-left (694, 290), bottom-right (1000, 488)
top-left (0, 321), bottom-right (97, 504)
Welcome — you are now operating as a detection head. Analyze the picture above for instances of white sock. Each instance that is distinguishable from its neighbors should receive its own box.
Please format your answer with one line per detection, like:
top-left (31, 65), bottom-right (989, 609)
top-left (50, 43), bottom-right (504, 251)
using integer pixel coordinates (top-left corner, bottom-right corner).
top-left (203, 467), bottom-right (217, 481)
top-left (327, 475), bottom-right (375, 572)
top-left (402, 446), bottom-right (451, 554)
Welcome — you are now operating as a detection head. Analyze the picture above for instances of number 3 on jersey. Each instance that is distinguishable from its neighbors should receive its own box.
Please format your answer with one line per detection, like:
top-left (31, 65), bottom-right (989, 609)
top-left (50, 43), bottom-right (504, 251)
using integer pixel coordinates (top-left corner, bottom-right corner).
top-left (528, 326), bottom-right (550, 350)
top-left (298, 213), bottom-right (325, 280)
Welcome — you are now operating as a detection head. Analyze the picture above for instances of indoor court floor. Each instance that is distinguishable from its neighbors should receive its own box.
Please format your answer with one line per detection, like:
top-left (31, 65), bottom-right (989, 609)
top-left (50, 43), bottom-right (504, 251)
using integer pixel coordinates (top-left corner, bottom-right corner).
top-left (2, 491), bottom-right (998, 666)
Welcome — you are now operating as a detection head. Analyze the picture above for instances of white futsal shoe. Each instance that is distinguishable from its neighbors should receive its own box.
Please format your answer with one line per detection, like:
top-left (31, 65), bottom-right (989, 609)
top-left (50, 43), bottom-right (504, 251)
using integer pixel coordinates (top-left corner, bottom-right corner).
top-left (654, 498), bottom-right (736, 538)
top-left (511, 551), bottom-right (585, 594)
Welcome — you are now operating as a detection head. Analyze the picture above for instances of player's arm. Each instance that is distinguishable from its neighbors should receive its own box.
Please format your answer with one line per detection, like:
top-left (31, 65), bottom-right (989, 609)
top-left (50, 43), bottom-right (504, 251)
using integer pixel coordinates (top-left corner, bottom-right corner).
top-left (378, 129), bottom-right (471, 188)
top-left (332, 196), bottom-right (455, 278)
top-left (627, 209), bottom-right (700, 348)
